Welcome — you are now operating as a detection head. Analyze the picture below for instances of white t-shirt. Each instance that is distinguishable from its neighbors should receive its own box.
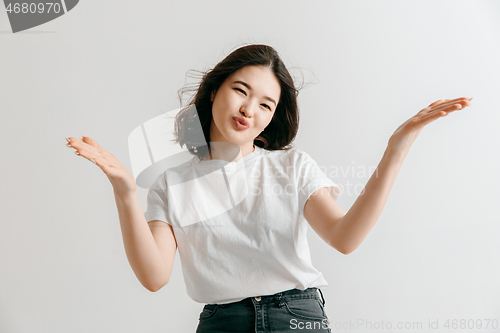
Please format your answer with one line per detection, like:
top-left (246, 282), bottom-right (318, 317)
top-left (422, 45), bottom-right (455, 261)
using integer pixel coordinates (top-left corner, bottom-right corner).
top-left (144, 145), bottom-right (341, 304)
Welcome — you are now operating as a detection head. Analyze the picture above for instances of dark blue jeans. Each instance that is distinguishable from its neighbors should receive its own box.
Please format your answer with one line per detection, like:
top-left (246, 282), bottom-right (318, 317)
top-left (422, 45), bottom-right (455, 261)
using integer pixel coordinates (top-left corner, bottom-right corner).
top-left (196, 287), bottom-right (331, 333)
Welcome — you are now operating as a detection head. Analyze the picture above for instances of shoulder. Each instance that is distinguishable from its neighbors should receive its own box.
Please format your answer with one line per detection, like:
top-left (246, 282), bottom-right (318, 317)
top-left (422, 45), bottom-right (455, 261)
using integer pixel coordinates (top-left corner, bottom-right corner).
top-left (150, 156), bottom-right (198, 189)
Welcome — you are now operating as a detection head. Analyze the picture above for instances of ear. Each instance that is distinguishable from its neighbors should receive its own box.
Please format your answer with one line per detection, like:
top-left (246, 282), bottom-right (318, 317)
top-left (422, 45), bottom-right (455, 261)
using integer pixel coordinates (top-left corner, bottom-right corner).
top-left (210, 91), bottom-right (215, 102)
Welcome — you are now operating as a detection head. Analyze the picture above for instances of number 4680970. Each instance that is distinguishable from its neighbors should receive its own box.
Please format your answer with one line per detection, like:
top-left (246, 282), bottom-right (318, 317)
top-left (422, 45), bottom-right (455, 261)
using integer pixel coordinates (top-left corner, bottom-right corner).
top-left (5, 2), bottom-right (62, 14)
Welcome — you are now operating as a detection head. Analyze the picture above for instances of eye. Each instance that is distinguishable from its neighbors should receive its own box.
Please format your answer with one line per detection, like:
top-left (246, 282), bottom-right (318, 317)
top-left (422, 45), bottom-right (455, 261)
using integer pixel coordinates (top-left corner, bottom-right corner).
top-left (234, 88), bottom-right (272, 111)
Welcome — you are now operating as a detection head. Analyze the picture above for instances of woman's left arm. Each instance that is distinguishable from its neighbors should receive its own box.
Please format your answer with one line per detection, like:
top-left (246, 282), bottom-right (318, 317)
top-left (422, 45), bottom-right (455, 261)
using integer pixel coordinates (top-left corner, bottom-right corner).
top-left (330, 97), bottom-right (473, 254)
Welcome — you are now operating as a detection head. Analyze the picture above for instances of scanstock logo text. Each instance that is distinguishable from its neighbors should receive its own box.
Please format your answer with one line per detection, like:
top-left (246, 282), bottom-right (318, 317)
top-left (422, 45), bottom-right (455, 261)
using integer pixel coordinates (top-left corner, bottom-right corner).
top-left (3, 0), bottom-right (79, 33)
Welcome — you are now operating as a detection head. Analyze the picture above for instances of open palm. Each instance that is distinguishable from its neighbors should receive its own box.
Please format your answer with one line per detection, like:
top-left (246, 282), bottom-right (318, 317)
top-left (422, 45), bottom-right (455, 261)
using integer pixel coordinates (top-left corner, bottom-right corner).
top-left (66, 136), bottom-right (137, 194)
top-left (388, 97), bottom-right (473, 155)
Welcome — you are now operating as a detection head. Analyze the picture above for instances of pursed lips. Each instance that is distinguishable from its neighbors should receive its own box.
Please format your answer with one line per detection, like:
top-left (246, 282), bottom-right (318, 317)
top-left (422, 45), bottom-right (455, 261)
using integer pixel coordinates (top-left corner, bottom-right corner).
top-left (233, 116), bottom-right (249, 127)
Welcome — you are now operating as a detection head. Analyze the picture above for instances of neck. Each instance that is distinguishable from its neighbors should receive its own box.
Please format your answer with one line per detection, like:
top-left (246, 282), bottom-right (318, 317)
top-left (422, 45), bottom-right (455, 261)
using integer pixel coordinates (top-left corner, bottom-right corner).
top-left (200, 143), bottom-right (255, 162)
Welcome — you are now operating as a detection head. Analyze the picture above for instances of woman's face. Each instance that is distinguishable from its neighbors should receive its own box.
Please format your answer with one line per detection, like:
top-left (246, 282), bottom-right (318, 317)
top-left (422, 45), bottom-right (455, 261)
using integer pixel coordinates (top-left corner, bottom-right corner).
top-left (209, 65), bottom-right (281, 154)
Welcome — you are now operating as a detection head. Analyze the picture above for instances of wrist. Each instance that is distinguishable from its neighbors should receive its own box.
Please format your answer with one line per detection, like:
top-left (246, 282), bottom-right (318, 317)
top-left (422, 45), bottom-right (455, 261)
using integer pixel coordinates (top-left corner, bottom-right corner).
top-left (114, 188), bottom-right (137, 203)
top-left (384, 144), bottom-right (408, 164)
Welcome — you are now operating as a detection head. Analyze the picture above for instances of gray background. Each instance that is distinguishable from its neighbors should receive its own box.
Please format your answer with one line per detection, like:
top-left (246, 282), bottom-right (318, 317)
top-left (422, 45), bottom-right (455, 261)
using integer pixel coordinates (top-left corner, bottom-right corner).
top-left (1, 0), bottom-right (499, 332)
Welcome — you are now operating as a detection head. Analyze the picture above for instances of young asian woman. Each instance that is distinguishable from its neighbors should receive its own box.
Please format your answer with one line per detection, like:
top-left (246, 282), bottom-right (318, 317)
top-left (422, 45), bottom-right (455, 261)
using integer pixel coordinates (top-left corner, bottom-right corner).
top-left (65, 44), bottom-right (472, 333)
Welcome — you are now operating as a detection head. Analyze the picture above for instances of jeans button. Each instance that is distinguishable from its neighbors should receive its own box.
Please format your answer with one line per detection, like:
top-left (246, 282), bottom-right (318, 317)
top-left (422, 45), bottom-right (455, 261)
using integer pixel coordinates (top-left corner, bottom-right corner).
top-left (254, 296), bottom-right (261, 301)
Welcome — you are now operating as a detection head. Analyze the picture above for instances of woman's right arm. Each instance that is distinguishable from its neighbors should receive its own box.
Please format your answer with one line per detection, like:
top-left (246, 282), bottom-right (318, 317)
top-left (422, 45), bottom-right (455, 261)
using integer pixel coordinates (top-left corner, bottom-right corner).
top-left (66, 135), bottom-right (175, 292)
top-left (114, 190), bottom-right (175, 292)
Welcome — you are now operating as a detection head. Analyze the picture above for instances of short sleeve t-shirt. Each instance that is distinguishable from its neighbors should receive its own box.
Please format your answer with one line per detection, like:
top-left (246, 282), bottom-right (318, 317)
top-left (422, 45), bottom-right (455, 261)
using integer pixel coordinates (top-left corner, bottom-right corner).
top-left (144, 145), bottom-right (341, 304)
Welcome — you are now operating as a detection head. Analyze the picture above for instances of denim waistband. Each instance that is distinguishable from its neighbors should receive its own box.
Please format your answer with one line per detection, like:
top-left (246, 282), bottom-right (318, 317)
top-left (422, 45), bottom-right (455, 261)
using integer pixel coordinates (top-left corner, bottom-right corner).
top-left (217, 287), bottom-right (326, 308)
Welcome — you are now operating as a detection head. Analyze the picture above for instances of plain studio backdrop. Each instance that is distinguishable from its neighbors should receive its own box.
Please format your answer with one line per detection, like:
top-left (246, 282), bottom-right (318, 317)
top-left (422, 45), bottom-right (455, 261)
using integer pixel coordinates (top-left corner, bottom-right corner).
top-left (1, 1), bottom-right (499, 332)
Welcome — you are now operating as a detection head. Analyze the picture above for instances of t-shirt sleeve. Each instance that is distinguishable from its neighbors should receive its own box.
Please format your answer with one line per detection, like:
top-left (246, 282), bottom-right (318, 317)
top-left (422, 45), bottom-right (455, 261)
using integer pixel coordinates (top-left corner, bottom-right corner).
top-left (295, 150), bottom-right (341, 216)
top-left (144, 172), bottom-right (172, 225)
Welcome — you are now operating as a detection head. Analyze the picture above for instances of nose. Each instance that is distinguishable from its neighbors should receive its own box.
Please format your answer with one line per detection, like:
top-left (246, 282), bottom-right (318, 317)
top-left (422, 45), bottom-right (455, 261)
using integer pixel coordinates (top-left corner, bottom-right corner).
top-left (240, 100), bottom-right (256, 118)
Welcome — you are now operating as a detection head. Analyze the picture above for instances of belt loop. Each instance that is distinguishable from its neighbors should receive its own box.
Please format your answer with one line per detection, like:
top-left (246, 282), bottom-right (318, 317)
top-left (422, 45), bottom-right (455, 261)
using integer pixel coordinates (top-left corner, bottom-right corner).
top-left (274, 292), bottom-right (285, 308)
top-left (318, 288), bottom-right (325, 306)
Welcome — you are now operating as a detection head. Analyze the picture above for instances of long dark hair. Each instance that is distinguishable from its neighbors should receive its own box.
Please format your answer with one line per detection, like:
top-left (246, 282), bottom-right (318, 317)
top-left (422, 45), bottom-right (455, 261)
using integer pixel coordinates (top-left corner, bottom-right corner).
top-left (172, 44), bottom-right (301, 159)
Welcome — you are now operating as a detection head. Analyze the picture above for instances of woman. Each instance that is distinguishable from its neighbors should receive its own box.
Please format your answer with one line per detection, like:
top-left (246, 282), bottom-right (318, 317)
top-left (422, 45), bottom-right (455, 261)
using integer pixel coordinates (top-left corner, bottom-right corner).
top-left (64, 44), bottom-right (472, 332)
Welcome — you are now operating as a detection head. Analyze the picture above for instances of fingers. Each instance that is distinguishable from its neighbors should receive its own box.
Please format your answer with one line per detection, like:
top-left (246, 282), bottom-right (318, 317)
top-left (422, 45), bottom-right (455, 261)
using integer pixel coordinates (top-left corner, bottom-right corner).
top-left (421, 97), bottom-right (471, 117)
top-left (431, 99), bottom-right (470, 114)
top-left (429, 97), bottom-right (471, 110)
top-left (421, 102), bottom-right (464, 122)
top-left (66, 136), bottom-right (100, 166)
top-left (415, 97), bottom-right (472, 126)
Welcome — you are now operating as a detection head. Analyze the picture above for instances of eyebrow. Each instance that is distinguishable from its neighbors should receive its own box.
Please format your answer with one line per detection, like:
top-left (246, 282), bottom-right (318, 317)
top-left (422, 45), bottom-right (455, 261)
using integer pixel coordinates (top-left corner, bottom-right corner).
top-left (233, 80), bottom-right (277, 106)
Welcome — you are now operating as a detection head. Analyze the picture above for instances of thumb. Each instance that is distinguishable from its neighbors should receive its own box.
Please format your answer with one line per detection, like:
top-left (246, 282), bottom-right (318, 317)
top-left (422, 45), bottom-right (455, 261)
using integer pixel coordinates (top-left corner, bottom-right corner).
top-left (428, 99), bottom-right (445, 107)
top-left (81, 136), bottom-right (103, 149)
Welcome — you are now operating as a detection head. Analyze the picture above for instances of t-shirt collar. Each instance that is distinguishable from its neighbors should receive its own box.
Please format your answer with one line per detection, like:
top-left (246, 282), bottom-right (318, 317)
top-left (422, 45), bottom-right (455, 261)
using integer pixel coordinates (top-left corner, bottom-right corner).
top-left (192, 145), bottom-right (263, 170)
